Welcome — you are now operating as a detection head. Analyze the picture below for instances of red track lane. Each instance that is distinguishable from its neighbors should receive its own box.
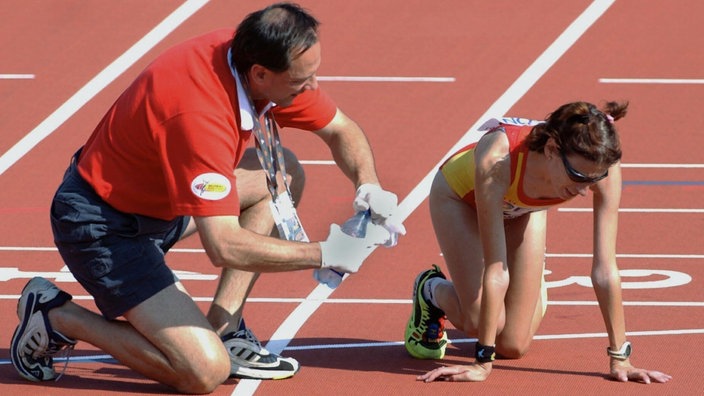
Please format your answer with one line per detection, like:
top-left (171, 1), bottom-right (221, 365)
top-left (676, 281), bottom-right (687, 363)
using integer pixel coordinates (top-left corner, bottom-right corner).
top-left (1, 1), bottom-right (702, 395)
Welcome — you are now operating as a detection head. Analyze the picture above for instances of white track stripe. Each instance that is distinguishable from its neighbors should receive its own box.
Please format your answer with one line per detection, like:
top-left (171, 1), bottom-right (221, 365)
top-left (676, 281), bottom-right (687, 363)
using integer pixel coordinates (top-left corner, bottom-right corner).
top-left (234, 1), bottom-right (617, 395)
top-left (300, 161), bottom-right (704, 168)
top-left (2, 328), bottom-right (702, 365)
top-left (558, 208), bottom-right (704, 213)
top-left (621, 163), bottom-right (704, 168)
top-left (2, 247), bottom-right (702, 259)
top-left (5, 295), bottom-right (703, 307)
top-left (0, 74), bottom-right (35, 79)
top-left (600, 78), bottom-right (704, 84)
top-left (0, 0), bottom-right (209, 177)
top-left (317, 76), bottom-right (455, 82)
top-left (300, 160), bottom-right (336, 165)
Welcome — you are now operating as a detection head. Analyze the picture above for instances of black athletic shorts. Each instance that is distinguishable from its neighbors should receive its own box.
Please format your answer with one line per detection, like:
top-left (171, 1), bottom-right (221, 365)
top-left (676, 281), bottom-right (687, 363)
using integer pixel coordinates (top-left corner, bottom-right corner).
top-left (49, 150), bottom-right (190, 320)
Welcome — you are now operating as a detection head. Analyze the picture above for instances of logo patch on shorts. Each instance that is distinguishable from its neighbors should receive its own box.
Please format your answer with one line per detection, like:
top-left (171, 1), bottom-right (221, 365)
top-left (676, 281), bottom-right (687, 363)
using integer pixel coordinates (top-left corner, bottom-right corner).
top-left (191, 173), bottom-right (231, 200)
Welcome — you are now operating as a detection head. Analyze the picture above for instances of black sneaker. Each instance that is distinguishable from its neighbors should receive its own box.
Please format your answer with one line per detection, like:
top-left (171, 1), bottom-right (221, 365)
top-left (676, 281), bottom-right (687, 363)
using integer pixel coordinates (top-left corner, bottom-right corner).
top-left (11, 277), bottom-right (77, 381)
top-left (222, 319), bottom-right (299, 380)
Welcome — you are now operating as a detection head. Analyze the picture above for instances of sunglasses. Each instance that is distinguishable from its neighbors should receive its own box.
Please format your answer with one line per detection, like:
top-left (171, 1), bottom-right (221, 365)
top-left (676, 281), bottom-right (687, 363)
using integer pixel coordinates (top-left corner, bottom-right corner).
top-left (560, 151), bottom-right (608, 183)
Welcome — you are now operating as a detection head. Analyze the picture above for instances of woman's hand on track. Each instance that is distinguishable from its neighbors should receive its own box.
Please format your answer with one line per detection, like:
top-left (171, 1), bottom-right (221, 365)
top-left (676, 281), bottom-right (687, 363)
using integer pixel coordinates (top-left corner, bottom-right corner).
top-left (417, 363), bottom-right (492, 382)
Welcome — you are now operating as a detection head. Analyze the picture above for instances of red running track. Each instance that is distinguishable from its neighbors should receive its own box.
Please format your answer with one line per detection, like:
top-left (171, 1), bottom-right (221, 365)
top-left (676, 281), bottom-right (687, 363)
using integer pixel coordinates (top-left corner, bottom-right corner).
top-left (0, 1), bottom-right (702, 395)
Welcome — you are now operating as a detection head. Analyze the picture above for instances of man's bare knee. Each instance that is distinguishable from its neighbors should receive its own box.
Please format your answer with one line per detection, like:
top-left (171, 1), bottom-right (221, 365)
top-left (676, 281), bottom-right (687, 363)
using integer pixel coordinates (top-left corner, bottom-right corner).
top-left (171, 356), bottom-right (230, 394)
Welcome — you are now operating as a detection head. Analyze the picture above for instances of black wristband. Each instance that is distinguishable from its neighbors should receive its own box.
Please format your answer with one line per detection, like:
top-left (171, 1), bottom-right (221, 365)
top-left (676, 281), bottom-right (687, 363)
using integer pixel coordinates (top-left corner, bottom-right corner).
top-left (475, 342), bottom-right (496, 363)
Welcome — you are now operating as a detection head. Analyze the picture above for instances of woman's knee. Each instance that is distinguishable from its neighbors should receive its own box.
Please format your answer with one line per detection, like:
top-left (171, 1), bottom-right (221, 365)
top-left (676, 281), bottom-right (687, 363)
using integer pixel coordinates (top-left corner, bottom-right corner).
top-left (496, 336), bottom-right (532, 359)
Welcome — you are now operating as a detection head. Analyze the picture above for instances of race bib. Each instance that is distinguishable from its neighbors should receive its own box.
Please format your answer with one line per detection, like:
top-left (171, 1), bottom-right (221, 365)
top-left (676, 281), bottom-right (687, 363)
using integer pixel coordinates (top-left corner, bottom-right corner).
top-left (478, 117), bottom-right (542, 131)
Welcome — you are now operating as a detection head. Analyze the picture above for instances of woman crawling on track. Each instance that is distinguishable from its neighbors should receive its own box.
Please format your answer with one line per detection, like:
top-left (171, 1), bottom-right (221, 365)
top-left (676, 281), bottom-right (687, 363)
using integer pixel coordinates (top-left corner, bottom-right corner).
top-left (403, 100), bottom-right (672, 384)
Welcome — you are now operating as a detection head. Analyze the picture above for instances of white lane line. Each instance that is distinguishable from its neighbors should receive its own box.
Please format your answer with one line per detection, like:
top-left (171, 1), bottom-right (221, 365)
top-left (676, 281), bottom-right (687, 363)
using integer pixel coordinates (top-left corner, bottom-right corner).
top-left (3, 247), bottom-right (696, 257)
top-left (600, 78), bottom-right (704, 84)
top-left (302, 161), bottom-right (704, 168)
top-left (558, 208), bottom-right (704, 213)
top-left (546, 253), bottom-right (704, 259)
top-left (300, 160), bottom-right (336, 165)
top-left (2, 294), bottom-right (704, 308)
top-left (2, 327), bottom-right (701, 365)
top-left (0, 74), bottom-right (35, 79)
top-left (621, 163), bottom-right (704, 168)
top-left (287, 328), bottom-right (704, 350)
top-left (317, 76), bottom-right (455, 82)
top-left (234, 1), bottom-right (617, 395)
top-left (0, 0), bottom-right (210, 177)
top-left (2, 247), bottom-right (702, 258)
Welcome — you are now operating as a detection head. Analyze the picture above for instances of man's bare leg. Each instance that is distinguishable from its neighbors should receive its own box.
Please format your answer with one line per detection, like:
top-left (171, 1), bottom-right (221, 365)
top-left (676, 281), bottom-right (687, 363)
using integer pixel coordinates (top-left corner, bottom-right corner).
top-left (46, 282), bottom-right (230, 393)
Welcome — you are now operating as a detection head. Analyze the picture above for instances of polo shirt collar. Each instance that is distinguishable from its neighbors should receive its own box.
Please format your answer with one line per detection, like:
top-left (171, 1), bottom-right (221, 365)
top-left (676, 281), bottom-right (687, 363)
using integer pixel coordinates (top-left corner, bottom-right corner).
top-left (228, 49), bottom-right (275, 130)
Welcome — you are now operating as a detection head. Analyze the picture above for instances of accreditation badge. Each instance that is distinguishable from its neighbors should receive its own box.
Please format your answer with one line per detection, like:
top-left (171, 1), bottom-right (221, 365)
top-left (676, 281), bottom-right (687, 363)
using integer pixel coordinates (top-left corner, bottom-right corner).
top-left (269, 192), bottom-right (309, 242)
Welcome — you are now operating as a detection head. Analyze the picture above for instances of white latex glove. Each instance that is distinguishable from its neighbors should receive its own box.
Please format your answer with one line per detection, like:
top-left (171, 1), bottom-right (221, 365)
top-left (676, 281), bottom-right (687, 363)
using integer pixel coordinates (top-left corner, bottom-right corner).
top-left (352, 183), bottom-right (407, 236)
top-left (319, 222), bottom-right (391, 273)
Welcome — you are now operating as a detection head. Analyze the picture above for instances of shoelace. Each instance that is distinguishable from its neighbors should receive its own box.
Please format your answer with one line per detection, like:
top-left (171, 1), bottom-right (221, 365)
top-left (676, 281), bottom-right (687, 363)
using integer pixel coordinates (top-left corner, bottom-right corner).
top-left (39, 331), bottom-right (76, 382)
top-left (233, 328), bottom-right (262, 348)
top-left (52, 344), bottom-right (75, 381)
top-left (235, 328), bottom-right (262, 347)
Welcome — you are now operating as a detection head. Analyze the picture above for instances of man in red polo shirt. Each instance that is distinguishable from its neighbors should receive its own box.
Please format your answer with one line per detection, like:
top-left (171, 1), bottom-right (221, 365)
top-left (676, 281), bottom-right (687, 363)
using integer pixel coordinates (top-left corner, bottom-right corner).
top-left (11, 3), bottom-right (403, 393)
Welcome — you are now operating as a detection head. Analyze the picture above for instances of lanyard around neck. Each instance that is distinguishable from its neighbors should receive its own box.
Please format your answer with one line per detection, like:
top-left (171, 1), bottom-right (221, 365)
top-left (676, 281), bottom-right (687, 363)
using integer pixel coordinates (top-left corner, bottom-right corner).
top-left (228, 50), bottom-right (291, 201)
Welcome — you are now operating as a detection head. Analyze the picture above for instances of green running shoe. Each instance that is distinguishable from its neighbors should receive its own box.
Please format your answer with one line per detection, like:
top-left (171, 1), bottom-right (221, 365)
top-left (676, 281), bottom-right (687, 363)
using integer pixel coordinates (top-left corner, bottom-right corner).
top-left (404, 264), bottom-right (447, 359)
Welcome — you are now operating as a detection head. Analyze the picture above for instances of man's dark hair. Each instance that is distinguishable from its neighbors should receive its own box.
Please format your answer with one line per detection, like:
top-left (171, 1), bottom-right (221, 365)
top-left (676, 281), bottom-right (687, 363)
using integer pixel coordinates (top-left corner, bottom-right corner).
top-left (230, 2), bottom-right (319, 74)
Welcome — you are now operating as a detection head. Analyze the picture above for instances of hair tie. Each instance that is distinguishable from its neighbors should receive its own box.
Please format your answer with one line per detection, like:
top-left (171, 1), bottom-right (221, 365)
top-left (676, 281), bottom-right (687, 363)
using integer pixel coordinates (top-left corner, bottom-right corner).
top-left (606, 114), bottom-right (614, 124)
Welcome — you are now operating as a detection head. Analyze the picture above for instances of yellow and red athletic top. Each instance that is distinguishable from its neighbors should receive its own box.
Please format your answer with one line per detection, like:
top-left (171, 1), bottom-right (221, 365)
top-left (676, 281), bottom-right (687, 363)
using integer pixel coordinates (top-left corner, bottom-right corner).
top-left (440, 122), bottom-right (567, 219)
top-left (76, 29), bottom-right (336, 220)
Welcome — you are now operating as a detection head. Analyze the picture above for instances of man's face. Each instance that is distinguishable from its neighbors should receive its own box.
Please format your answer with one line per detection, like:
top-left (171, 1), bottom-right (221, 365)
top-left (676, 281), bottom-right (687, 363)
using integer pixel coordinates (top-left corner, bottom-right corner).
top-left (259, 41), bottom-right (321, 107)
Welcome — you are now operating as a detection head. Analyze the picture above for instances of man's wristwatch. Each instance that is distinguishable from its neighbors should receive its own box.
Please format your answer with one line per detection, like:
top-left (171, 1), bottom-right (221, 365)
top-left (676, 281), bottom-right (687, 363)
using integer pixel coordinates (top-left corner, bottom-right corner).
top-left (607, 341), bottom-right (632, 360)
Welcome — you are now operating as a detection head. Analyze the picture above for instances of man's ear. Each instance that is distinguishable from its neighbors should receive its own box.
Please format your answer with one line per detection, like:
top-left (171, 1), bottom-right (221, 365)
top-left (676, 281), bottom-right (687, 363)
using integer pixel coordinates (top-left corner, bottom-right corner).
top-left (249, 64), bottom-right (268, 85)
